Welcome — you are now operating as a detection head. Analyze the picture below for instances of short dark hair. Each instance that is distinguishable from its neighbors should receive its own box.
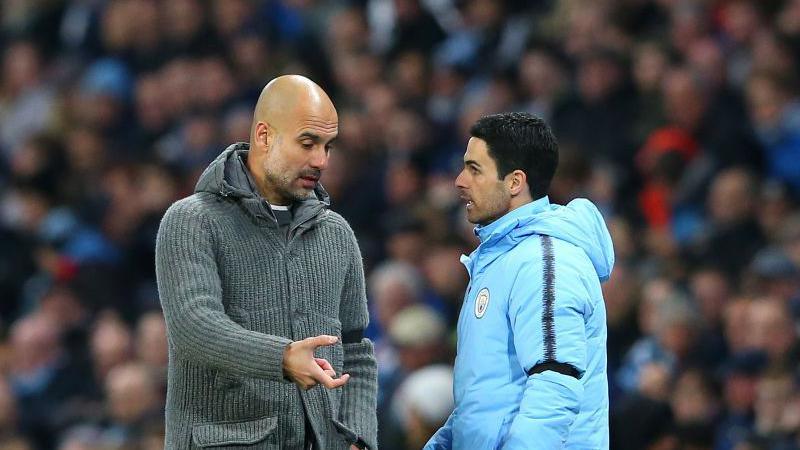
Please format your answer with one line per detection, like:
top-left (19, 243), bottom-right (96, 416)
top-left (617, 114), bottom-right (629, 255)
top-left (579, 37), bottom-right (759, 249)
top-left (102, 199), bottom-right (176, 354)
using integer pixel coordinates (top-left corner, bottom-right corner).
top-left (470, 112), bottom-right (559, 199)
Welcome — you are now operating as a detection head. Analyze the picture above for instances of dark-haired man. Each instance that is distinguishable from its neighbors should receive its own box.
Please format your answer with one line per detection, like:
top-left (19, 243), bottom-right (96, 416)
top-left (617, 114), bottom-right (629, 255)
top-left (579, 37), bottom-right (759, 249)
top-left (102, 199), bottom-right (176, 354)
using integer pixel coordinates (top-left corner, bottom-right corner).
top-left (425, 112), bottom-right (615, 449)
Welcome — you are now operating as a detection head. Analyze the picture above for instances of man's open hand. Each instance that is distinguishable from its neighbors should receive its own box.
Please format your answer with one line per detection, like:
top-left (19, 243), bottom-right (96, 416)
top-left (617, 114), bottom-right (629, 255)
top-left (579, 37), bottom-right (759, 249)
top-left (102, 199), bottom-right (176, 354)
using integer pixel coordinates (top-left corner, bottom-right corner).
top-left (283, 335), bottom-right (350, 390)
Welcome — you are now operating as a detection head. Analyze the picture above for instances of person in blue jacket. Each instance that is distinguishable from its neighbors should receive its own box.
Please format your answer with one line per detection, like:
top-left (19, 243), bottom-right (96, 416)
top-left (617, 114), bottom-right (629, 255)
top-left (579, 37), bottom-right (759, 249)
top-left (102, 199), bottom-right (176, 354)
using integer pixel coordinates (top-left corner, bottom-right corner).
top-left (425, 112), bottom-right (614, 450)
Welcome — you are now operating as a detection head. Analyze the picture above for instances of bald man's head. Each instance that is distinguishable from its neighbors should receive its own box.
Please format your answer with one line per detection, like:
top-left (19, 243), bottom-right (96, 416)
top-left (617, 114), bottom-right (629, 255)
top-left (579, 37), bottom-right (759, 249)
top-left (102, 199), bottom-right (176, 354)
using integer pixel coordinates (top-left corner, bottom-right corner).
top-left (250, 75), bottom-right (336, 142)
top-left (247, 75), bottom-right (338, 205)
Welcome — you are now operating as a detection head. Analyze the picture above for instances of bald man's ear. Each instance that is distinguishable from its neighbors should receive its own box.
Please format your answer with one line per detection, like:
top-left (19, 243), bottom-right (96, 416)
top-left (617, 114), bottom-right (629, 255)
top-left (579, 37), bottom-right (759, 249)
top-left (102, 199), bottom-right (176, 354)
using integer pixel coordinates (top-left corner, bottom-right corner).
top-left (507, 170), bottom-right (529, 197)
top-left (254, 121), bottom-right (272, 152)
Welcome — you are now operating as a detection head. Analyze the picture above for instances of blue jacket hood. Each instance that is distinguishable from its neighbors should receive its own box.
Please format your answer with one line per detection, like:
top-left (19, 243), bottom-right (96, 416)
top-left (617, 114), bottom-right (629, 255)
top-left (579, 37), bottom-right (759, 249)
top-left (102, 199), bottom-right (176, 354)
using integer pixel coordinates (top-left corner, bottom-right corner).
top-left (469, 197), bottom-right (615, 281)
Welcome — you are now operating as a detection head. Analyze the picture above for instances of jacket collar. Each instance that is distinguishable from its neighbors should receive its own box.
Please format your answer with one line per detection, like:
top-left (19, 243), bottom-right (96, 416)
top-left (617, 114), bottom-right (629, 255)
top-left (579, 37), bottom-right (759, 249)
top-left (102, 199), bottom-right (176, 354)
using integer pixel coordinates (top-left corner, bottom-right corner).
top-left (461, 196), bottom-right (551, 277)
top-left (195, 143), bottom-right (330, 233)
top-left (474, 196), bottom-right (551, 244)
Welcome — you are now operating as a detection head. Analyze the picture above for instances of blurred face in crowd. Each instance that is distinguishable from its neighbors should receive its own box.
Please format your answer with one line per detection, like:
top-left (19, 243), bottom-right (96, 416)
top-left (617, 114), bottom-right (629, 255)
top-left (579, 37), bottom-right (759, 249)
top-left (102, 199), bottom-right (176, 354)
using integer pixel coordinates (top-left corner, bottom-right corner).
top-left (663, 69), bottom-right (707, 131)
top-left (690, 269), bottom-right (731, 327)
top-left (212, 0), bottom-right (253, 37)
top-left (708, 169), bottom-right (755, 224)
top-left (39, 286), bottom-right (86, 330)
top-left (671, 370), bottom-right (718, 424)
top-left (725, 371), bottom-right (758, 415)
top-left (755, 374), bottom-right (794, 434)
top-left (371, 273), bottom-right (419, 329)
top-left (135, 74), bottom-right (168, 133)
top-left (723, 298), bottom-right (752, 353)
top-left (721, 0), bottom-right (762, 45)
top-left (197, 56), bottom-right (236, 110)
top-left (519, 49), bottom-right (566, 101)
top-left (423, 244), bottom-right (468, 301)
top-left (386, 228), bottom-right (425, 264)
top-left (602, 264), bottom-right (638, 326)
top-left (669, 2), bottom-right (707, 54)
top-left (638, 362), bottom-right (671, 401)
top-left (250, 76), bottom-right (337, 205)
top-left (385, 162), bottom-right (422, 206)
top-left (106, 363), bottom-right (158, 425)
top-left (747, 299), bottom-right (796, 362)
top-left (633, 43), bottom-right (669, 93)
top-left (578, 56), bottom-right (622, 103)
top-left (390, 51), bottom-right (427, 99)
top-left (752, 30), bottom-right (796, 74)
top-left (686, 38), bottom-right (726, 89)
top-left (164, 0), bottom-right (204, 44)
top-left (456, 137), bottom-right (512, 225)
top-left (658, 316), bottom-right (695, 360)
top-left (746, 74), bottom-right (788, 129)
top-left (91, 314), bottom-right (133, 379)
top-left (334, 53), bottom-right (382, 99)
top-left (136, 312), bottom-right (168, 368)
top-left (11, 314), bottom-right (61, 373)
top-left (101, 0), bottom-right (134, 51)
top-left (638, 278), bottom-right (676, 335)
top-left (2, 41), bottom-right (41, 94)
top-left (386, 109), bottom-right (427, 154)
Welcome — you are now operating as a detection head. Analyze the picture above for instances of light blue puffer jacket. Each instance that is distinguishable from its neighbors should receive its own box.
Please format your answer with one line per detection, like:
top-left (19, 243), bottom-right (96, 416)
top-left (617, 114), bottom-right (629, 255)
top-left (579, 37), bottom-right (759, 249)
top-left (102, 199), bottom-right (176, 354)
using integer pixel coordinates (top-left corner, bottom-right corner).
top-left (425, 196), bottom-right (614, 450)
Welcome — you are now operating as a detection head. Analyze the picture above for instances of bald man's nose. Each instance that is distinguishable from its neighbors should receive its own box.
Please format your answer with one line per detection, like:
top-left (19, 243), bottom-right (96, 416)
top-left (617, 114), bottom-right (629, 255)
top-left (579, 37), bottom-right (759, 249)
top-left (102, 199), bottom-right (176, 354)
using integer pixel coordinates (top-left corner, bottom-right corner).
top-left (309, 146), bottom-right (329, 170)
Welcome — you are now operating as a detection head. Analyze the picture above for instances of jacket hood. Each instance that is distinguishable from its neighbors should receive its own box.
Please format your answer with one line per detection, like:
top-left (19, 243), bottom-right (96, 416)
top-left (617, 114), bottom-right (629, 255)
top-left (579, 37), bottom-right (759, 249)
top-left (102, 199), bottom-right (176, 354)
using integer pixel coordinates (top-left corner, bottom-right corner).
top-left (195, 143), bottom-right (331, 203)
top-left (470, 196), bottom-right (615, 281)
top-left (194, 143), bottom-right (330, 229)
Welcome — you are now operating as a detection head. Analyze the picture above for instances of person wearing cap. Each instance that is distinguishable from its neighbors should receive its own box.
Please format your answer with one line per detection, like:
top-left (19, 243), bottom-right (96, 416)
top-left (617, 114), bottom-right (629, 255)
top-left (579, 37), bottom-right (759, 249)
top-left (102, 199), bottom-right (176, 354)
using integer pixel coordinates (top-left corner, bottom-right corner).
top-left (425, 112), bottom-right (614, 449)
top-left (749, 247), bottom-right (800, 305)
top-left (379, 305), bottom-right (448, 450)
top-left (156, 75), bottom-right (376, 450)
top-left (394, 365), bottom-right (454, 450)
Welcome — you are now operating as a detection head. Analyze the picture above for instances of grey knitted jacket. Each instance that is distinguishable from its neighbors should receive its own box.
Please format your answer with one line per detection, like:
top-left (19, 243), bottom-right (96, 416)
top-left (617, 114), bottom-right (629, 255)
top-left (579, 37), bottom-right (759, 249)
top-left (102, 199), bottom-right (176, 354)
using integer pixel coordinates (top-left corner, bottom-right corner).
top-left (155, 144), bottom-right (378, 449)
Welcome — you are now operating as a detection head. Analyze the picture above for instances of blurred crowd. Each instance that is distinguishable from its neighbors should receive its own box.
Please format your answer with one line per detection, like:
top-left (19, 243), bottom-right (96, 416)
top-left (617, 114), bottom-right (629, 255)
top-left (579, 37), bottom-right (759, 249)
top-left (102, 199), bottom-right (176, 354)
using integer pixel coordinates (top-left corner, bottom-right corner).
top-left (0, 0), bottom-right (799, 449)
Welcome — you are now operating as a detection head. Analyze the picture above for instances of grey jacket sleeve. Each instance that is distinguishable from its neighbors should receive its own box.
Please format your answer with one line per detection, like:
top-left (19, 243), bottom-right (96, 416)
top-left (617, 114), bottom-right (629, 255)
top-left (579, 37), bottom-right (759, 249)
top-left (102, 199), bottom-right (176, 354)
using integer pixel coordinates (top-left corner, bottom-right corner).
top-left (155, 200), bottom-right (292, 381)
top-left (337, 228), bottom-right (378, 449)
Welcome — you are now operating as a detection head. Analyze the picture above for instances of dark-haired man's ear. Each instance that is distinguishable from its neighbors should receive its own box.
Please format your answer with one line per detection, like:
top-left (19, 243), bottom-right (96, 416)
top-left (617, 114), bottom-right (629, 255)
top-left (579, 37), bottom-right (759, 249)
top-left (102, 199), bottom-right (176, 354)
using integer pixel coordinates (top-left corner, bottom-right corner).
top-left (507, 170), bottom-right (528, 197)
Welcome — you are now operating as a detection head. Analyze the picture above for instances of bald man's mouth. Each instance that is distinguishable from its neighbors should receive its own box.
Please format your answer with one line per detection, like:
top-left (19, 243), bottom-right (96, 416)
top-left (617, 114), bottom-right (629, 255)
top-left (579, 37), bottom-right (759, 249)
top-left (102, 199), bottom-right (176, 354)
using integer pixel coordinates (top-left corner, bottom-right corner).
top-left (298, 171), bottom-right (320, 189)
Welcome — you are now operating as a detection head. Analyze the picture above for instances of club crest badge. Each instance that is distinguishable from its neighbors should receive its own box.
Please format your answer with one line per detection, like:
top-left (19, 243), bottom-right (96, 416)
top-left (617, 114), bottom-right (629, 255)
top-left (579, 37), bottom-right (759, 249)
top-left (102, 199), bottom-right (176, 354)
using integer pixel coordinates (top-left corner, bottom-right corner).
top-left (474, 288), bottom-right (490, 318)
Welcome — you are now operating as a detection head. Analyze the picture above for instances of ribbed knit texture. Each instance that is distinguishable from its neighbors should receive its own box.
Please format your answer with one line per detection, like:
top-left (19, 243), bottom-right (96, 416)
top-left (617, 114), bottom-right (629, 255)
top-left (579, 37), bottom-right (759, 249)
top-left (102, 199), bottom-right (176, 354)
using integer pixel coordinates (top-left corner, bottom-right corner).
top-left (155, 145), bottom-right (377, 450)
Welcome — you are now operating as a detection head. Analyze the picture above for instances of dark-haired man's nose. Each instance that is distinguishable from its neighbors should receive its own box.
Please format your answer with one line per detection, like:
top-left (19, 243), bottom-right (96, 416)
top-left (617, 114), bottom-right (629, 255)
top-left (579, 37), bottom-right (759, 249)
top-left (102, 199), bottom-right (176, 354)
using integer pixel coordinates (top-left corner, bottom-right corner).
top-left (455, 170), bottom-right (468, 189)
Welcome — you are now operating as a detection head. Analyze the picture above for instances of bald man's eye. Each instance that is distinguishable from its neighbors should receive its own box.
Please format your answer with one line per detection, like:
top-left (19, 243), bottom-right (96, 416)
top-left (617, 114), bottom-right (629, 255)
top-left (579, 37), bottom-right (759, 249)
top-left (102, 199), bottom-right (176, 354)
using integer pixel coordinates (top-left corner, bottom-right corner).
top-left (325, 144), bottom-right (333, 153)
top-left (301, 141), bottom-right (313, 149)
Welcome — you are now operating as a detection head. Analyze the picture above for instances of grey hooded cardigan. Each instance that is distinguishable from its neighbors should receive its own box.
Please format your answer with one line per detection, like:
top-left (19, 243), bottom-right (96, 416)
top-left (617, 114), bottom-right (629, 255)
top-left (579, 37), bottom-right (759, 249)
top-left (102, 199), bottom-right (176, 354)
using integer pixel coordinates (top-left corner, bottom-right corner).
top-left (155, 143), bottom-right (378, 449)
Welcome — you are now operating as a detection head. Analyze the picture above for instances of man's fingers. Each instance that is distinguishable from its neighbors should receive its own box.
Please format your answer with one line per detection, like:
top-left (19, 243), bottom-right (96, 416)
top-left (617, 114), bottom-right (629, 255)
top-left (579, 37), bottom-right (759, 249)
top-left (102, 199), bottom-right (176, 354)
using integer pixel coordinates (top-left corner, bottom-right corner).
top-left (314, 358), bottom-right (336, 377)
top-left (305, 335), bottom-right (339, 349)
top-left (322, 373), bottom-right (350, 389)
top-left (311, 365), bottom-right (350, 389)
top-left (289, 340), bottom-right (343, 390)
top-left (314, 358), bottom-right (333, 370)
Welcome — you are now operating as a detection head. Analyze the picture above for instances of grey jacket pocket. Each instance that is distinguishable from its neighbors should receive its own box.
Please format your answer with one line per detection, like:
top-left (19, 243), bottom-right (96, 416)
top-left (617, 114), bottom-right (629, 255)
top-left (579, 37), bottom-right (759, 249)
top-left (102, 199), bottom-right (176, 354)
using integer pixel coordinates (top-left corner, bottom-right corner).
top-left (192, 415), bottom-right (278, 448)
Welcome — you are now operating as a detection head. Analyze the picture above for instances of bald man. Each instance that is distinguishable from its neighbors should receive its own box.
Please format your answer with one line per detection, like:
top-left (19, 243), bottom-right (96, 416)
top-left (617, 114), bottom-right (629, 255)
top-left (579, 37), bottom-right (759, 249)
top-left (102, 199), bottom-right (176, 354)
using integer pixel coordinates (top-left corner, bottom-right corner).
top-left (156, 75), bottom-right (377, 450)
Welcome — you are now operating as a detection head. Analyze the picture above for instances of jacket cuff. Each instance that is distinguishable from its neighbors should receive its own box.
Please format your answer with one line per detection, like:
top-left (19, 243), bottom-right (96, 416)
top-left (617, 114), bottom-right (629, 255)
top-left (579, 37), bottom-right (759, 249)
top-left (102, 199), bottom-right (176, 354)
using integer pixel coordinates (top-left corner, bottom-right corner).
top-left (252, 335), bottom-right (293, 382)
